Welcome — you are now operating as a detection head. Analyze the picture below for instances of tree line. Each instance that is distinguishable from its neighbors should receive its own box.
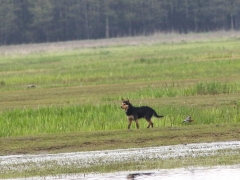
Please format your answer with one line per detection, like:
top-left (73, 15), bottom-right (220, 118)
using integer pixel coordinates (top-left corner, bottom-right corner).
top-left (1, 0), bottom-right (240, 45)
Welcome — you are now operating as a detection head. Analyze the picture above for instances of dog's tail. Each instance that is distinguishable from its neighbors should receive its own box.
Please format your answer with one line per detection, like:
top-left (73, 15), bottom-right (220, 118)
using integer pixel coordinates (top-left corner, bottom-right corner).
top-left (153, 111), bottom-right (164, 118)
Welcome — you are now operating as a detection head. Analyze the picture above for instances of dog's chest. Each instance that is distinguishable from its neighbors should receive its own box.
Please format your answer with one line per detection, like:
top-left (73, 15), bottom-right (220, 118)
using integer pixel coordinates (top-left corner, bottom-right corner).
top-left (125, 107), bottom-right (138, 116)
top-left (125, 110), bottom-right (133, 116)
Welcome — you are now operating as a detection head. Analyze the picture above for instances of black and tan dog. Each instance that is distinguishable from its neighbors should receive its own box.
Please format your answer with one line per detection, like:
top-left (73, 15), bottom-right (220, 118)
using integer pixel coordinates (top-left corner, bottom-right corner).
top-left (121, 98), bottom-right (164, 129)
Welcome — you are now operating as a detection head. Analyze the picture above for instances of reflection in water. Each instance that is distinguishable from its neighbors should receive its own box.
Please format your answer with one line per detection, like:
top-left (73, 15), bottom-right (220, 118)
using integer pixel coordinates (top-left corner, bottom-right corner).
top-left (17, 165), bottom-right (239, 180)
top-left (126, 172), bottom-right (154, 180)
top-left (124, 166), bottom-right (240, 180)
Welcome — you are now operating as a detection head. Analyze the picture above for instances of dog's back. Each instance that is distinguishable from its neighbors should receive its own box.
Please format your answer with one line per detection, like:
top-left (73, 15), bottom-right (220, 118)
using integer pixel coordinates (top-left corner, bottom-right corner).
top-left (131, 106), bottom-right (155, 119)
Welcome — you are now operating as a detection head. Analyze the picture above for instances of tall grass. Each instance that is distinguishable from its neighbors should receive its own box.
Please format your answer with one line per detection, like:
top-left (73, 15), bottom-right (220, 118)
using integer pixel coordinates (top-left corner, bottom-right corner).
top-left (0, 105), bottom-right (122, 137)
top-left (118, 82), bottom-right (240, 99)
top-left (1, 102), bottom-right (240, 137)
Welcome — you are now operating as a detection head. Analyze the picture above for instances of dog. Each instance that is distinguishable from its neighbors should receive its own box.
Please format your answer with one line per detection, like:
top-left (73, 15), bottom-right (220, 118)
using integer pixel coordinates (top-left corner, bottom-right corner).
top-left (121, 98), bottom-right (164, 129)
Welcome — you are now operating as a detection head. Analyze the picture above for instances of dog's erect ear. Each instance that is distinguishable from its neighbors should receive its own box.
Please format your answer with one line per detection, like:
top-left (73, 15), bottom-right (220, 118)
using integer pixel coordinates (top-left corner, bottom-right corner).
top-left (121, 98), bottom-right (130, 102)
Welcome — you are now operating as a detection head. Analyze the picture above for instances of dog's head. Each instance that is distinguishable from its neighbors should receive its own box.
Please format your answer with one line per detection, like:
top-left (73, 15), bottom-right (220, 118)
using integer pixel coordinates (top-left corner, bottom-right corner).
top-left (121, 98), bottom-right (130, 111)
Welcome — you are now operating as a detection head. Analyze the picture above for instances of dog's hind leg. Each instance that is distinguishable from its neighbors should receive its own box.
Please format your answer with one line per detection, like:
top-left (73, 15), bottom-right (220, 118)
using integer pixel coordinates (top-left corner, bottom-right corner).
top-left (146, 119), bottom-right (153, 128)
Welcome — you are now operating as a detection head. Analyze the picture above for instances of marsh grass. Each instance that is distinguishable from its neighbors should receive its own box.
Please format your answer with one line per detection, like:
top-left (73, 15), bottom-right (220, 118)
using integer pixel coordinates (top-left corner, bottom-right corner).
top-left (118, 82), bottom-right (240, 99)
top-left (1, 34), bottom-right (240, 137)
top-left (0, 105), bottom-right (123, 137)
top-left (1, 102), bottom-right (240, 137)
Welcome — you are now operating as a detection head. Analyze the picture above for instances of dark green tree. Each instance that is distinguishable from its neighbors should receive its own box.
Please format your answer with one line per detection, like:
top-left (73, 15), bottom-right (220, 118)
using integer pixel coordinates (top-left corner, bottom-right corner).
top-left (0, 0), bottom-right (16, 44)
top-left (29, 0), bottom-right (53, 42)
top-left (0, 0), bottom-right (240, 45)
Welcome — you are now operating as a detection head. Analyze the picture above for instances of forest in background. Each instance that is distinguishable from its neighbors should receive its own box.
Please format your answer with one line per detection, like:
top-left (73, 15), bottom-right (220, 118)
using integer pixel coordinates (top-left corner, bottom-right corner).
top-left (1, 0), bottom-right (240, 45)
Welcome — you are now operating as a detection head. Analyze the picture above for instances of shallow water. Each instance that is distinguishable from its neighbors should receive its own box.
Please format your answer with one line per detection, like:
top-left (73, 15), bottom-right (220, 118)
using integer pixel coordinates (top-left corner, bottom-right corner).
top-left (2, 141), bottom-right (240, 167)
top-left (1, 141), bottom-right (240, 179)
top-left (13, 165), bottom-right (240, 180)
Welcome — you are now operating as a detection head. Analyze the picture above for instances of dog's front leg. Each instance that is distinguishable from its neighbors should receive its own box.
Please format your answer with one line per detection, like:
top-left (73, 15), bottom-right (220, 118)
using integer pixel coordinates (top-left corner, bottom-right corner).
top-left (127, 115), bottom-right (134, 129)
top-left (128, 119), bottom-right (132, 129)
top-left (135, 119), bottom-right (139, 129)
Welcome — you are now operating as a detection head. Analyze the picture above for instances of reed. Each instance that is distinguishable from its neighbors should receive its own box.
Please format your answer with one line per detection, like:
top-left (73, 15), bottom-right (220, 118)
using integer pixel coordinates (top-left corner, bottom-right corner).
top-left (119, 82), bottom-right (240, 99)
top-left (1, 102), bottom-right (240, 137)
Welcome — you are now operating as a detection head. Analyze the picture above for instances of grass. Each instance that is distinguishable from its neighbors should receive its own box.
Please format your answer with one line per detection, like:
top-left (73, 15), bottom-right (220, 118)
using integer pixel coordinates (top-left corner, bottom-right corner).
top-left (1, 37), bottom-right (240, 89)
top-left (1, 32), bottom-right (240, 178)
top-left (0, 33), bottom-right (240, 136)
top-left (1, 124), bottom-right (240, 156)
top-left (1, 100), bottom-right (240, 137)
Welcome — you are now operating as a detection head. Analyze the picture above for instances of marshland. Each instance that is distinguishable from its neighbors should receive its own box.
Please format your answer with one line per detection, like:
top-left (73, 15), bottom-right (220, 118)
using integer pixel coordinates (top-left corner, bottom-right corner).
top-left (1, 32), bottom-right (240, 179)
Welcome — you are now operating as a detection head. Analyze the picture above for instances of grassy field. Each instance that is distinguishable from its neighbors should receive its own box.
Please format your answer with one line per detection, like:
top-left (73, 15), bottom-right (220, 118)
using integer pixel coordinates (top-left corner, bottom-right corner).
top-left (1, 32), bottom-right (240, 137)
top-left (1, 32), bottom-right (240, 178)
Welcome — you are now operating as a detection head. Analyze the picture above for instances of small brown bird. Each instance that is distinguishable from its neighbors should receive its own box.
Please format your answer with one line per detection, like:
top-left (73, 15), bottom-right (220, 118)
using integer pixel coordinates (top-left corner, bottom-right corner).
top-left (182, 116), bottom-right (194, 123)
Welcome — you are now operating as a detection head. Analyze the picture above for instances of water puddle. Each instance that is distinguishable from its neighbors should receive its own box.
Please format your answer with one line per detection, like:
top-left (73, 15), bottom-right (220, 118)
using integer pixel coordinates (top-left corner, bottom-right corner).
top-left (12, 165), bottom-right (240, 180)
top-left (2, 141), bottom-right (240, 167)
top-left (1, 141), bottom-right (240, 179)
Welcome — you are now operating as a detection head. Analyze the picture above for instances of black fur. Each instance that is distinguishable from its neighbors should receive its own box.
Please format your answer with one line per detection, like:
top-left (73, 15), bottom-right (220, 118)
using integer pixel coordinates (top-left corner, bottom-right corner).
top-left (121, 99), bottom-right (164, 129)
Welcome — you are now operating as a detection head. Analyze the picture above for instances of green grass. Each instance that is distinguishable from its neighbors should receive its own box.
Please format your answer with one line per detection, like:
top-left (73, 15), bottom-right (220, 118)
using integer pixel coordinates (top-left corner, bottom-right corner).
top-left (1, 39), bottom-right (240, 89)
top-left (119, 81), bottom-right (240, 99)
top-left (1, 35), bottom-right (240, 137)
top-left (1, 102), bottom-right (240, 137)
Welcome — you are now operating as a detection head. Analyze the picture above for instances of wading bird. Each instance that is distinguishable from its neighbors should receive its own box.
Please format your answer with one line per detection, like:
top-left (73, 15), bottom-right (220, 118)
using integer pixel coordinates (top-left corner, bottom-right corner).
top-left (182, 116), bottom-right (194, 123)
